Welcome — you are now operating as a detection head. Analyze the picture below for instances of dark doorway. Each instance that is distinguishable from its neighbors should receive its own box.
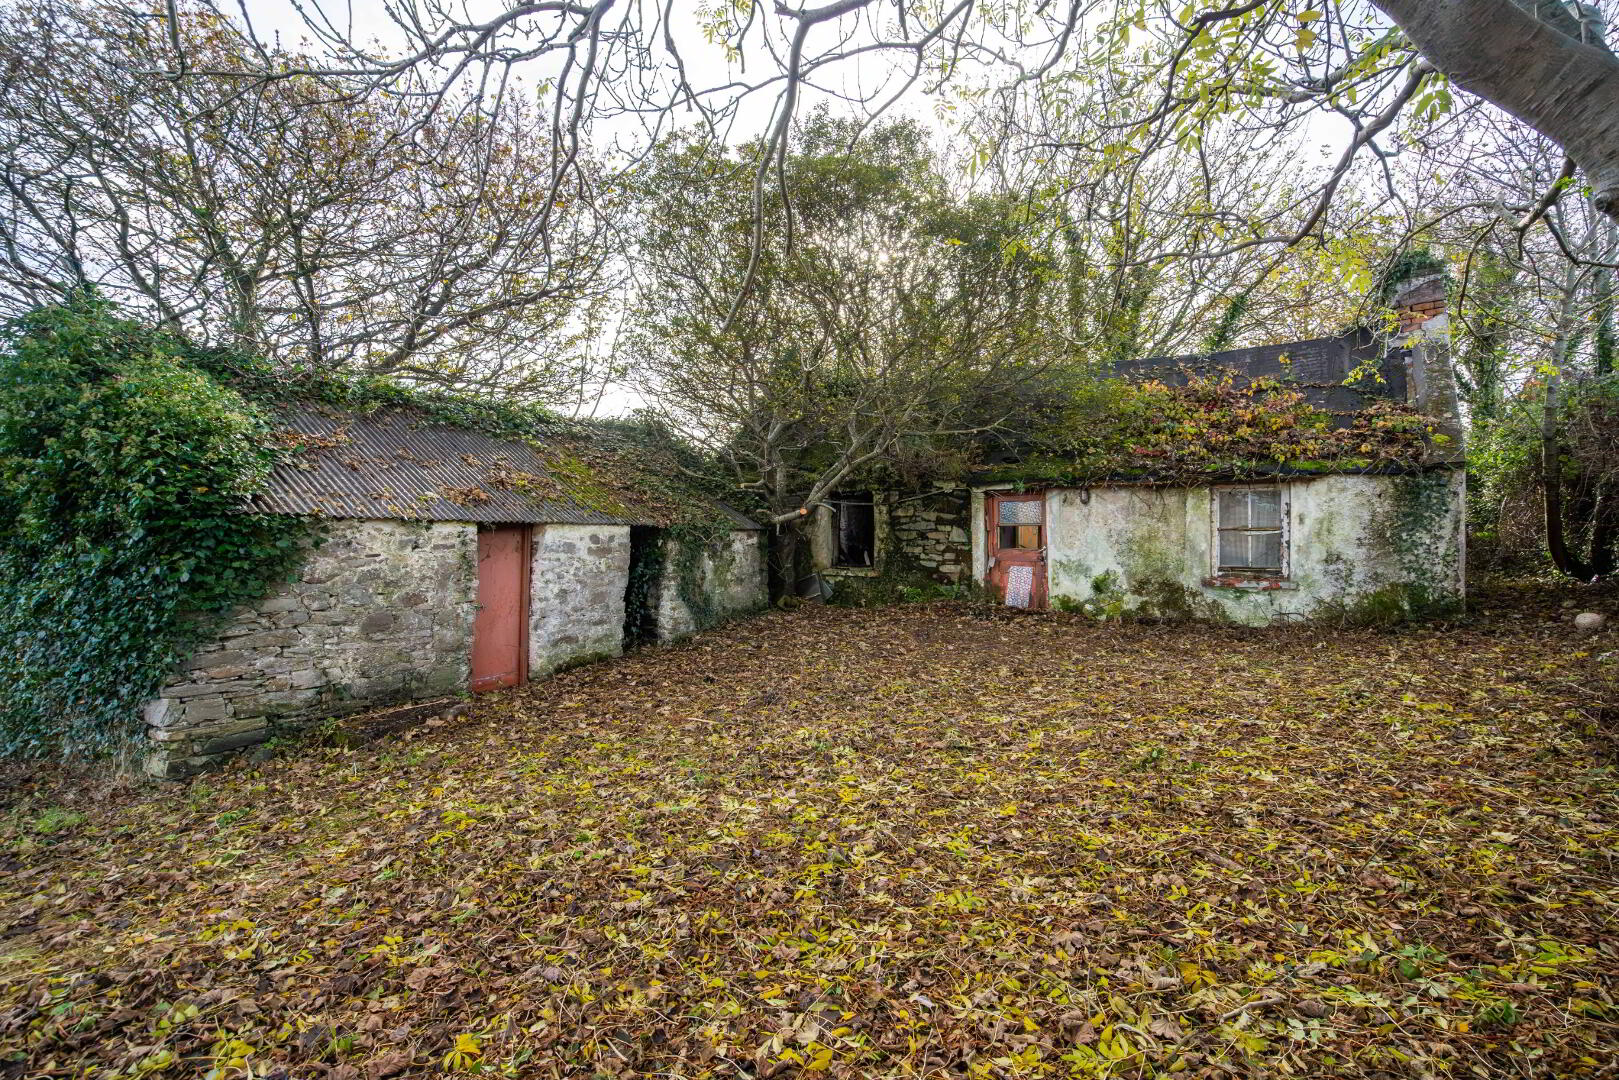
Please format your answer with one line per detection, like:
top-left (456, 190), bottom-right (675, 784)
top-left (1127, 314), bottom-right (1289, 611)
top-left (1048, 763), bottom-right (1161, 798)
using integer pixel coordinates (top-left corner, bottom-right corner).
top-left (830, 491), bottom-right (876, 568)
top-left (623, 526), bottom-right (663, 649)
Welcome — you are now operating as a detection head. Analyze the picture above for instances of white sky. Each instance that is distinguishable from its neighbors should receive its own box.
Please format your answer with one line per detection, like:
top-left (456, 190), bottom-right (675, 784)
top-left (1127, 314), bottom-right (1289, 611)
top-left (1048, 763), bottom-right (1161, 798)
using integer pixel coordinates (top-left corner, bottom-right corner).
top-left (233, 0), bottom-right (1364, 416)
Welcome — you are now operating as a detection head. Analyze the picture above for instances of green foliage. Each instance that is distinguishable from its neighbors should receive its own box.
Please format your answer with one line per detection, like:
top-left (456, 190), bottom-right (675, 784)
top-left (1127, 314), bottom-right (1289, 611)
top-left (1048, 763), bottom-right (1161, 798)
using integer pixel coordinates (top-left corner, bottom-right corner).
top-left (0, 297), bottom-right (313, 759)
top-left (1468, 374), bottom-right (1619, 575)
top-left (980, 368), bottom-right (1437, 487)
top-left (1200, 292), bottom-right (1251, 354)
top-left (1376, 247), bottom-right (1448, 303)
top-left (824, 569), bottom-right (975, 608)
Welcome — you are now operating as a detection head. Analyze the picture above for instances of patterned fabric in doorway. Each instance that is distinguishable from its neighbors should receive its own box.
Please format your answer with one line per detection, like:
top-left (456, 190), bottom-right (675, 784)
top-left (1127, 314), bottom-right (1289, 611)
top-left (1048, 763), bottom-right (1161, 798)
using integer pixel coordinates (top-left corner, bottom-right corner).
top-left (1004, 563), bottom-right (1034, 608)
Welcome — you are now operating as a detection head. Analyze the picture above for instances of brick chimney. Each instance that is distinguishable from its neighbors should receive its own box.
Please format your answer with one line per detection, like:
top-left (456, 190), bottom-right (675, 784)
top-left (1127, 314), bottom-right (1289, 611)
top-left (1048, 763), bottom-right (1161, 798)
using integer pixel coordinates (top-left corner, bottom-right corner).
top-left (1391, 274), bottom-right (1448, 340)
top-left (1387, 272), bottom-right (1463, 462)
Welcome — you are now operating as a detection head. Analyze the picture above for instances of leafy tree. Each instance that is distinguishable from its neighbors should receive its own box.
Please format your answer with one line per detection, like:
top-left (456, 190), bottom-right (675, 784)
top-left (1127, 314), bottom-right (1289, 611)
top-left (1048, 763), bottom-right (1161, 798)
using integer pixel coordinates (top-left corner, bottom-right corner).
top-left (625, 117), bottom-right (1071, 592)
top-left (0, 0), bottom-right (612, 401)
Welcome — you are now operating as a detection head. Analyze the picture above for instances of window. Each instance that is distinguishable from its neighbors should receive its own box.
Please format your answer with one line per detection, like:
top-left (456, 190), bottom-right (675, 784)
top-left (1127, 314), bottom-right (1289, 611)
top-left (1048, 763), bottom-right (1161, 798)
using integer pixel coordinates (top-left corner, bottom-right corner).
top-left (830, 492), bottom-right (876, 568)
top-left (996, 497), bottom-right (1043, 551)
top-left (1215, 486), bottom-right (1285, 575)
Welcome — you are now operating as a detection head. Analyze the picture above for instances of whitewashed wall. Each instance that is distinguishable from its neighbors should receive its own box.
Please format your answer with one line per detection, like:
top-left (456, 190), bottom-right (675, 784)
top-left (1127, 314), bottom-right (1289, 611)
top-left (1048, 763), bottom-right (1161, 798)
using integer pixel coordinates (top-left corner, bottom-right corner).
top-left (528, 524), bottom-right (632, 677)
top-left (971, 471), bottom-right (1465, 625)
top-left (656, 531), bottom-right (768, 642)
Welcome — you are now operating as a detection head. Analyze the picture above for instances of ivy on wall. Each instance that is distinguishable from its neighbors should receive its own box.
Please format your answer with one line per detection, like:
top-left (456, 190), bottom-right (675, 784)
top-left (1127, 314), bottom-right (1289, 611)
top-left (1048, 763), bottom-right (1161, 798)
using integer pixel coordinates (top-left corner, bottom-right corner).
top-left (0, 297), bottom-right (313, 759)
top-left (0, 297), bottom-right (756, 759)
top-left (979, 370), bottom-right (1440, 488)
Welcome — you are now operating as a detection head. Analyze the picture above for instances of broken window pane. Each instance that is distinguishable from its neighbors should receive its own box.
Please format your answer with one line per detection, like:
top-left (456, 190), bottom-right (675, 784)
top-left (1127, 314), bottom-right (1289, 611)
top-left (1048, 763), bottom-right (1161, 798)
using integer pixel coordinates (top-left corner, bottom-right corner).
top-left (998, 524), bottom-right (1041, 550)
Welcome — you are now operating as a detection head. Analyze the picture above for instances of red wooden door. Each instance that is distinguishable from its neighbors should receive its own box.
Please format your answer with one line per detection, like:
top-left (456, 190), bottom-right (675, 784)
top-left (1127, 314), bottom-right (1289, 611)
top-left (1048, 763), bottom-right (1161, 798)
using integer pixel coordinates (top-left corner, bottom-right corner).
top-left (985, 493), bottom-right (1047, 609)
top-left (470, 525), bottom-right (530, 692)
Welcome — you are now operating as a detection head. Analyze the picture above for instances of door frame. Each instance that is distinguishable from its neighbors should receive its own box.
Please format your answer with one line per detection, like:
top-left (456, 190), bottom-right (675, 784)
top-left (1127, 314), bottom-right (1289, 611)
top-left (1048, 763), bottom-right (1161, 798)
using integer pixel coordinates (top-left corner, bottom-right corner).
top-left (984, 490), bottom-right (1049, 610)
top-left (470, 523), bottom-right (531, 692)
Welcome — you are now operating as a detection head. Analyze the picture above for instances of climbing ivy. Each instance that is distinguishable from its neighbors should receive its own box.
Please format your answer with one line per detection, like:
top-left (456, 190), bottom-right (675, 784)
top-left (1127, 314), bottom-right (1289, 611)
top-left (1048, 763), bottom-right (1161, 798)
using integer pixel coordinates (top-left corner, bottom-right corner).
top-left (0, 297), bottom-right (313, 759)
top-left (978, 368), bottom-right (1440, 488)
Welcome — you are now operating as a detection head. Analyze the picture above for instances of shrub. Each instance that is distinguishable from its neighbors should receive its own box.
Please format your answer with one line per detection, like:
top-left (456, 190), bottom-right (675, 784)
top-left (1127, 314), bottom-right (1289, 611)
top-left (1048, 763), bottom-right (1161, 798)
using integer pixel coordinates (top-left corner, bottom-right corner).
top-left (0, 296), bottom-right (310, 759)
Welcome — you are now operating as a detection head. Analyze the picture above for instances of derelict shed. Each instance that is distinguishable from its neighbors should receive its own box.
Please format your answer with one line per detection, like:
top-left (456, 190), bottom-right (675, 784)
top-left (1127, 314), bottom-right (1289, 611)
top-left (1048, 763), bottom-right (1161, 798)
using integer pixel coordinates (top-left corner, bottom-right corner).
top-left (143, 405), bottom-right (766, 779)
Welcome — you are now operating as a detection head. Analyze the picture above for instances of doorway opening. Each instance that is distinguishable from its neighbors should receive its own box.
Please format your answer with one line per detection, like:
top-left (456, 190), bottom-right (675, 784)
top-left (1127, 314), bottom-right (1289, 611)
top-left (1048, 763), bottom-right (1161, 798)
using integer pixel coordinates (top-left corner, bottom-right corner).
top-left (623, 525), bottom-right (664, 649)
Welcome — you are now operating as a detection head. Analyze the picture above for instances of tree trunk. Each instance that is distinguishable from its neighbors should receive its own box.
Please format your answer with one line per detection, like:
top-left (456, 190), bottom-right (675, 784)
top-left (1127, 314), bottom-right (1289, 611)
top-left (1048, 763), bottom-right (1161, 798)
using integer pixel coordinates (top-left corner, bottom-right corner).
top-left (1541, 364), bottom-right (1593, 578)
top-left (1590, 483), bottom-right (1618, 576)
top-left (1541, 278), bottom-right (1599, 579)
top-left (1596, 232), bottom-right (1616, 376)
top-left (768, 519), bottom-right (813, 603)
top-left (1372, 0), bottom-right (1619, 221)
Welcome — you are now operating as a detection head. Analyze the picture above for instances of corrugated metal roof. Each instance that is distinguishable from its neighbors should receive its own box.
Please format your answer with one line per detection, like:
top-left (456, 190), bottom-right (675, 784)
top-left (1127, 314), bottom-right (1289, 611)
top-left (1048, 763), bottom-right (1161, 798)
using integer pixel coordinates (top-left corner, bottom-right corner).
top-left (250, 405), bottom-right (761, 529)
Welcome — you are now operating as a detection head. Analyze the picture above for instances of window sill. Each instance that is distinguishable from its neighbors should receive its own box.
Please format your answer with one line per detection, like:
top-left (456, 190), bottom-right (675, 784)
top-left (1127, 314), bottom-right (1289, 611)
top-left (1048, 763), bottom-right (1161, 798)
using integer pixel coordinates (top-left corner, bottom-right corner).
top-left (824, 566), bottom-right (881, 578)
top-left (1203, 575), bottom-right (1296, 591)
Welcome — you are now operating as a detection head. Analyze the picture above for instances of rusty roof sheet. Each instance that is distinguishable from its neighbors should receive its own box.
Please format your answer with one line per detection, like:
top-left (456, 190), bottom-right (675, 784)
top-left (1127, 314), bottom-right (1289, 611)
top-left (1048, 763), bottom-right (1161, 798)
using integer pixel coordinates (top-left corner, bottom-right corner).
top-left (250, 406), bottom-right (761, 529)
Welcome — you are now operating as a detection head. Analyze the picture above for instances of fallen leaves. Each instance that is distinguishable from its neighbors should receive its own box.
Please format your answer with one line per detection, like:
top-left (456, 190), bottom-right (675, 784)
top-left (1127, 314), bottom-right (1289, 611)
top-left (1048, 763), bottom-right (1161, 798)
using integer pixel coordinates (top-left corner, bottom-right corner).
top-left (1, 591), bottom-right (1617, 1078)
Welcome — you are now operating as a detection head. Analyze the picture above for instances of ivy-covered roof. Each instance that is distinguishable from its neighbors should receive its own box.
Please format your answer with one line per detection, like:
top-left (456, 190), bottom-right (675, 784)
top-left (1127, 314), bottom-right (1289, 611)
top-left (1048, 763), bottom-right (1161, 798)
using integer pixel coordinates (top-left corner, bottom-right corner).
top-left (970, 330), bottom-right (1455, 488)
top-left (252, 404), bottom-right (761, 529)
top-left (1110, 329), bottom-right (1408, 425)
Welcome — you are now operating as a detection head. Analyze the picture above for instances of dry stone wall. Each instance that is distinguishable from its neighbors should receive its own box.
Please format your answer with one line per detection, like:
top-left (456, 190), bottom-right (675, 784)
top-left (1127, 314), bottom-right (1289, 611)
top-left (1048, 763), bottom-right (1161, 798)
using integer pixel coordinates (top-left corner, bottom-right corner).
top-left (887, 487), bottom-right (972, 581)
top-left (143, 520), bottom-right (477, 779)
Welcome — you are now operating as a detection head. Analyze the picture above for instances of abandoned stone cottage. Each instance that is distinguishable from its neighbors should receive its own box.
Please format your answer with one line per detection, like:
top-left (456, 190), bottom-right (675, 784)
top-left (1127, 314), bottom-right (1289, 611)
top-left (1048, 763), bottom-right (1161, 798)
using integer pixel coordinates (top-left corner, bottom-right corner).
top-left (143, 406), bottom-right (766, 778)
top-left (810, 277), bottom-right (1467, 623)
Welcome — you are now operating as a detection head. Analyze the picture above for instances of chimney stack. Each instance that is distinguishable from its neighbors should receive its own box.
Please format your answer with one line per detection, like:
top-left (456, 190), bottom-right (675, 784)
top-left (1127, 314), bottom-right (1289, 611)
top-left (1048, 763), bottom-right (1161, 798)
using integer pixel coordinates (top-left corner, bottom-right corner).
top-left (1391, 274), bottom-right (1448, 339)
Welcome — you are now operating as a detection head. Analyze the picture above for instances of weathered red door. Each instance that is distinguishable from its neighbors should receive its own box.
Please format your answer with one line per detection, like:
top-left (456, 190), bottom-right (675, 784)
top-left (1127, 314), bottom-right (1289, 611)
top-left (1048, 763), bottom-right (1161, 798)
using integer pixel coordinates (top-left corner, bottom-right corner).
top-left (986, 492), bottom-right (1047, 609)
top-left (471, 525), bottom-right (529, 692)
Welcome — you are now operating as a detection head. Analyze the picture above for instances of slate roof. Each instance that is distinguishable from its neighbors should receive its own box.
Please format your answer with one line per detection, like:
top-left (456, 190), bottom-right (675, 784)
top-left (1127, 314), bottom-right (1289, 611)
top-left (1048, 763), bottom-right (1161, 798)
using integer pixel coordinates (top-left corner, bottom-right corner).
top-left (1112, 328), bottom-right (1410, 427)
top-left (250, 405), bottom-right (761, 529)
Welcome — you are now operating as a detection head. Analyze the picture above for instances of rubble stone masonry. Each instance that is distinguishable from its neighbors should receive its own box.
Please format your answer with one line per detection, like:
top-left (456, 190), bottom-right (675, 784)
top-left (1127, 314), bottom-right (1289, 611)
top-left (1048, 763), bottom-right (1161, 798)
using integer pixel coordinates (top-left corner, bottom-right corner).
top-left (142, 520), bottom-right (477, 779)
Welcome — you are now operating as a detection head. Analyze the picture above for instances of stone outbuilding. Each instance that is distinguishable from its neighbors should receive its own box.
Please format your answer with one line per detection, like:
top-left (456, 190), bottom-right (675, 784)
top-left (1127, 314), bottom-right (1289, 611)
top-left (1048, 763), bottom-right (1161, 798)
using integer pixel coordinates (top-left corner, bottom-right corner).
top-left (810, 277), bottom-right (1467, 624)
top-left (144, 405), bottom-right (766, 778)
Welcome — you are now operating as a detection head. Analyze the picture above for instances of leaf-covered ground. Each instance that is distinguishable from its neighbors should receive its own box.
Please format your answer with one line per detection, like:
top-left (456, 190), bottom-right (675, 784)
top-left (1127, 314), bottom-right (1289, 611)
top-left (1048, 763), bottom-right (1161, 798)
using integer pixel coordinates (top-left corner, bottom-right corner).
top-left (3, 592), bottom-right (1617, 1079)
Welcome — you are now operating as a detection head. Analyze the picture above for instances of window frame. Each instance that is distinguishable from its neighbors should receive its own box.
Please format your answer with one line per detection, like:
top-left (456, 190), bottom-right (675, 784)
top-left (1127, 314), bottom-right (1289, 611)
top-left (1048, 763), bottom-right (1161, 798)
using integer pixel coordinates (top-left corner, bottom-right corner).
top-left (1210, 483), bottom-right (1290, 580)
top-left (828, 491), bottom-right (878, 569)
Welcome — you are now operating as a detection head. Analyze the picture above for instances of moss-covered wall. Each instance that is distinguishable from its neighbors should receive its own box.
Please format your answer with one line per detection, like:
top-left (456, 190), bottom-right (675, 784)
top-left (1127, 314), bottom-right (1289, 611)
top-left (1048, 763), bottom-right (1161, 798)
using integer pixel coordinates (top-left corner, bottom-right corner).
top-left (811, 486), bottom-right (971, 592)
top-left (971, 471), bottom-right (1465, 625)
top-left (655, 530), bottom-right (769, 642)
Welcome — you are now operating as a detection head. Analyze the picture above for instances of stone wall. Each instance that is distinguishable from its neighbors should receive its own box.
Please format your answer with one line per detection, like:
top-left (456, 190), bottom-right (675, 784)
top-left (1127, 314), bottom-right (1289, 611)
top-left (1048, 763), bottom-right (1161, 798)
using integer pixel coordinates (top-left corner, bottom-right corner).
top-left (529, 524), bottom-right (632, 677)
top-left (809, 486), bottom-right (972, 586)
top-left (143, 519), bottom-right (767, 779)
top-left (887, 487), bottom-right (971, 581)
top-left (143, 520), bottom-right (477, 779)
top-left (655, 530), bottom-right (768, 642)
